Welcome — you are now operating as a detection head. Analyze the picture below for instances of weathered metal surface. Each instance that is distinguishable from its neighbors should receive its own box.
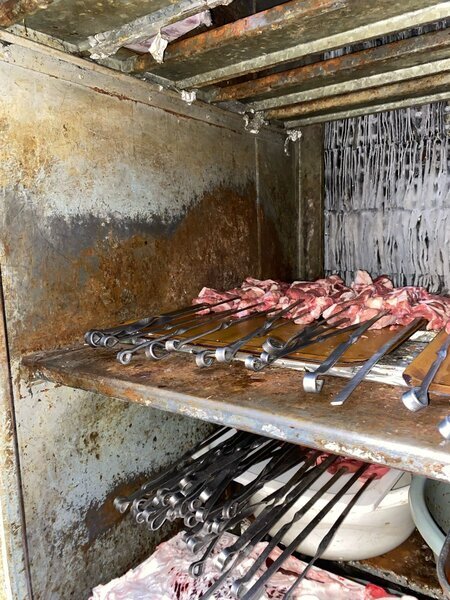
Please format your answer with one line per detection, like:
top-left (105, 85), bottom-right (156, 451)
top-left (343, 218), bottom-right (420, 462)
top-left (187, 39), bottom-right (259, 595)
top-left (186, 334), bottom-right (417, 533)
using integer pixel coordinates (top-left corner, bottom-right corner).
top-left (0, 29), bottom-right (283, 139)
top-left (81, 0), bottom-right (231, 59)
top-left (129, 1), bottom-right (450, 88)
top-left (266, 71), bottom-right (450, 120)
top-left (24, 0), bottom-right (180, 45)
top-left (345, 530), bottom-right (444, 599)
top-left (0, 0), bottom-right (52, 26)
top-left (0, 270), bottom-right (31, 599)
top-left (284, 91), bottom-right (450, 126)
top-left (22, 348), bottom-right (450, 483)
top-left (324, 102), bottom-right (450, 293)
top-left (256, 135), bottom-right (299, 281)
top-left (207, 29), bottom-right (450, 104)
top-left (15, 380), bottom-right (214, 599)
top-left (250, 56), bottom-right (450, 112)
top-left (0, 40), bottom-right (296, 599)
top-left (297, 124), bottom-right (324, 280)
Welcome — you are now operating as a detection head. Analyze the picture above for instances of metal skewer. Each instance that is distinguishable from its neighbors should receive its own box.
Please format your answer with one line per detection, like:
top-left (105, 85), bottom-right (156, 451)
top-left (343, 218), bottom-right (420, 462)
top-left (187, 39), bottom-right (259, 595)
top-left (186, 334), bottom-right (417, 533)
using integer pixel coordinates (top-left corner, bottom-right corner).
top-left (402, 332), bottom-right (450, 412)
top-left (240, 464), bottom-right (369, 600)
top-left (232, 466), bottom-right (349, 597)
top-left (244, 321), bottom-right (361, 372)
top-left (262, 309), bottom-right (351, 356)
top-left (284, 474), bottom-right (376, 600)
top-left (214, 455), bottom-right (336, 571)
top-left (164, 301), bottom-right (264, 352)
top-left (118, 302), bottom-right (262, 364)
top-left (303, 313), bottom-right (386, 393)
top-left (331, 319), bottom-right (422, 406)
top-left (198, 455), bottom-right (335, 600)
top-left (114, 426), bottom-right (231, 513)
top-left (214, 299), bottom-right (306, 364)
top-left (438, 416), bottom-right (450, 440)
top-left (85, 296), bottom-right (239, 347)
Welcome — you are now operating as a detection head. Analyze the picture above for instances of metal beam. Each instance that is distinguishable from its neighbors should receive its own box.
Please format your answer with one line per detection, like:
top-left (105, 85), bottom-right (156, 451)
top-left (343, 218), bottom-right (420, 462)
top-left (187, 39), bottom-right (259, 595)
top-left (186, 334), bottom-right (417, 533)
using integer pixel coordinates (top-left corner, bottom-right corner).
top-left (207, 28), bottom-right (450, 104)
top-left (284, 91), bottom-right (450, 127)
top-left (0, 0), bottom-right (52, 26)
top-left (81, 0), bottom-right (231, 59)
top-left (130, 1), bottom-right (450, 88)
top-left (265, 70), bottom-right (450, 120)
top-left (251, 57), bottom-right (450, 110)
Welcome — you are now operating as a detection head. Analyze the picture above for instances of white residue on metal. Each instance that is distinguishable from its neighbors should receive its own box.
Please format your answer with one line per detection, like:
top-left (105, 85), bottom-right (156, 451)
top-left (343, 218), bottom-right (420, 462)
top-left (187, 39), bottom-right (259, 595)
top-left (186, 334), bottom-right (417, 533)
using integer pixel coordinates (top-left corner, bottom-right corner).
top-left (178, 406), bottom-right (210, 421)
top-left (321, 441), bottom-right (374, 462)
top-left (261, 424), bottom-right (287, 439)
top-left (244, 111), bottom-right (267, 135)
top-left (323, 24), bottom-right (450, 294)
top-left (324, 101), bottom-right (450, 294)
top-left (284, 128), bottom-right (302, 155)
top-left (181, 89), bottom-right (197, 105)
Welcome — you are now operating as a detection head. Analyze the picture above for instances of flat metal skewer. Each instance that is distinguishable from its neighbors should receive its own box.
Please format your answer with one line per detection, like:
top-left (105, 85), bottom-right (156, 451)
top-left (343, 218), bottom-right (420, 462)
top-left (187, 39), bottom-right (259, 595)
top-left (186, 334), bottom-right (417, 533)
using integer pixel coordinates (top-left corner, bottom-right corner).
top-left (331, 319), bottom-right (422, 406)
top-left (303, 313), bottom-right (385, 393)
top-left (85, 296), bottom-right (239, 347)
top-left (438, 416), bottom-right (450, 440)
top-left (240, 464), bottom-right (369, 600)
top-left (232, 466), bottom-right (349, 597)
top-left (402, 332), bottom-right (450, 412)
top-left (284, 474), bottom-right (376, 600)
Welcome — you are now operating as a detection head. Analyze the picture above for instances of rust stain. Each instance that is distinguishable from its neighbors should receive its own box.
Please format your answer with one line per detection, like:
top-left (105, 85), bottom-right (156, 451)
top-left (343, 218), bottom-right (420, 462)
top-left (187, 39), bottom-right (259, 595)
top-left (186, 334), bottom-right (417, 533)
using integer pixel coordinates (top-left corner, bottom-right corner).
top-left (355, 530), bottom-right (441, 594)
top-left (211, 29), bottom-right (450, 103)
top-left (89, 87), bottom-right (131, 103)
top-left (12, 184), bottom-right (259, 355)
top-left (83, 475), bottom-right (146, 546)
top-left (0, 0), bottom-right (52, 26)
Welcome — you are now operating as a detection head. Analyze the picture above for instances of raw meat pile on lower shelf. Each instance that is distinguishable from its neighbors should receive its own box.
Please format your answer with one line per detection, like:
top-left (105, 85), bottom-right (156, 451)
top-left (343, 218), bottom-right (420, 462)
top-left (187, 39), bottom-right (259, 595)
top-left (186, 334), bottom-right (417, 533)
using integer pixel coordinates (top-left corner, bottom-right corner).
top-left (193, 271), bottom-right (450, 332)
top-left (90, 532), bottom-right (416, 600)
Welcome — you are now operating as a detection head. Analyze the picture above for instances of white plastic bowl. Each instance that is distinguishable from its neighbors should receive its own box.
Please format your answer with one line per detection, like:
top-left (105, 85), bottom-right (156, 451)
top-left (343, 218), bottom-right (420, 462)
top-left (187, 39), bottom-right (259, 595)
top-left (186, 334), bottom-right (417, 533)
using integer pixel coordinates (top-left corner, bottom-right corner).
top-left (237, 464), bottom-right (414, 561)
top-left (409, 476), bottom-right (450, 558)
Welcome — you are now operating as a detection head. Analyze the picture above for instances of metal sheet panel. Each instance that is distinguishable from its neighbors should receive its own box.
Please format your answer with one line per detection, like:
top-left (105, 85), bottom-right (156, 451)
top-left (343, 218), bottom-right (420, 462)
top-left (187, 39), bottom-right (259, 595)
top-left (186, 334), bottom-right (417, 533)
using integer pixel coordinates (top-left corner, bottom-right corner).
top-left (130, 0), bottom-right (450, 86)
top-left (0, 44), bottom-right (296, 598)
top-left (207, 29), bottom-right (450, 104)
top-left (25, 0), bottom-right (180, 44)
top-left (22, 348), bottom-right (450, 483)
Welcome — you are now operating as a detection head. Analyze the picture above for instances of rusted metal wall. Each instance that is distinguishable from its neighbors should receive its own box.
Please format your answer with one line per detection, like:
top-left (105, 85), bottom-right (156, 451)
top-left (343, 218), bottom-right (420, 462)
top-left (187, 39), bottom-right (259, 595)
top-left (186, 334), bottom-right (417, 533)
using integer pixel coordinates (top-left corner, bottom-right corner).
top-left (0, 43), bottom-right (296, 599)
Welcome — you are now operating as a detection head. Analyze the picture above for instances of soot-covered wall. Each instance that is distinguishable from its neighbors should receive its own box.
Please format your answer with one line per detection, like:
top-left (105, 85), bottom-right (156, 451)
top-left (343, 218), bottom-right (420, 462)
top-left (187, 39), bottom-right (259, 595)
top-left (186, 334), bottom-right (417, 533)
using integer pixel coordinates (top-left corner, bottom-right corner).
top-left (324, 102), bottom-right (449, 292)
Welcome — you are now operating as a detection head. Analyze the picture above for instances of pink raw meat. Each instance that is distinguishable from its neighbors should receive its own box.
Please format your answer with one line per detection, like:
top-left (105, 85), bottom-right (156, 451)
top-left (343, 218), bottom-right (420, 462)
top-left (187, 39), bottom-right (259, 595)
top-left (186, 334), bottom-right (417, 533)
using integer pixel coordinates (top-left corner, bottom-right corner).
top-left (316, 453), bottom-right (390, 480)
top-left (90, 532), bottom-right (416, 600)
top-left (191, 273), bottom-right (450, 333)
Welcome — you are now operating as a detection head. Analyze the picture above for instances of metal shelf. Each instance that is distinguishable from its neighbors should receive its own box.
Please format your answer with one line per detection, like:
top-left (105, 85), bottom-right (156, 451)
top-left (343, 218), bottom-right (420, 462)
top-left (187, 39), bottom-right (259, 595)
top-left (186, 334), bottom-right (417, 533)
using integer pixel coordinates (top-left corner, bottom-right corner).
top-left (22, 346), bottom-right (450, 482)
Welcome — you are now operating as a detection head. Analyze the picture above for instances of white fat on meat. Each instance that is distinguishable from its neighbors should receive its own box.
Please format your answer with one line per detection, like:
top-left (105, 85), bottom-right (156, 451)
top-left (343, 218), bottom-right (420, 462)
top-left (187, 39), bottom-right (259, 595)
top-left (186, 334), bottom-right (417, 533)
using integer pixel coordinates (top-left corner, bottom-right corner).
top-left (90, 531), bottom-right (416, 600)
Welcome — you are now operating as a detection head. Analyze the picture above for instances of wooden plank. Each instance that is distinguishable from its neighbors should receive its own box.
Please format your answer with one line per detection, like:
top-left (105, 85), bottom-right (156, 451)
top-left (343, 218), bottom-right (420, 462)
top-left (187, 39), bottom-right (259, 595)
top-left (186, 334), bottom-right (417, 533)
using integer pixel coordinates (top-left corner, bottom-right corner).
top-left (265, 71), bottom-right (450, 120)
top-left (208, 29), bottom-right (450, 104)
top-left (22, 346), bottom-right (450, 482)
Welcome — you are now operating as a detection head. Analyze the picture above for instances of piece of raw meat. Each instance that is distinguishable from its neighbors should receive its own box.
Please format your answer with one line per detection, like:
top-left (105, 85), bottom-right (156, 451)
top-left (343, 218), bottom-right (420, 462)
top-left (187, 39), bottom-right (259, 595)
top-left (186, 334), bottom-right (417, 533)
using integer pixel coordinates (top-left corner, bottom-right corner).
top-left (90, 531), bottom-right (416, 600)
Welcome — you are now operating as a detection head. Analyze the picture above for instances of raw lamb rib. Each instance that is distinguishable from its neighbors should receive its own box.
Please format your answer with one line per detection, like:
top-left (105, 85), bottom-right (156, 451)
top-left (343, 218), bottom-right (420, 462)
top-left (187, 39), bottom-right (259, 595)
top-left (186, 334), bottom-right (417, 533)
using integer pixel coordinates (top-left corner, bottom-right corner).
top-left (90, 531), bottom-right (416, 600)
top-left (192, 272), bottom-right (450, 332)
